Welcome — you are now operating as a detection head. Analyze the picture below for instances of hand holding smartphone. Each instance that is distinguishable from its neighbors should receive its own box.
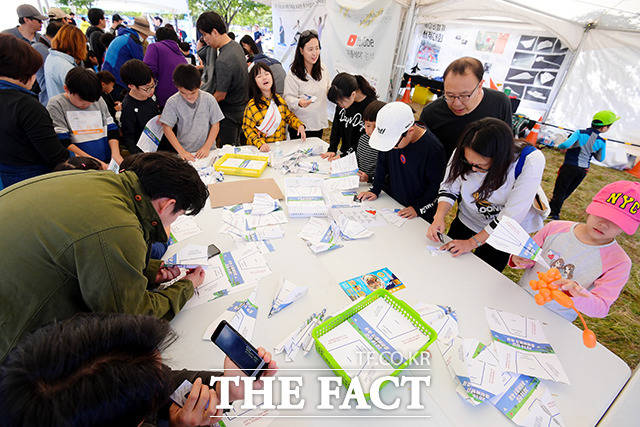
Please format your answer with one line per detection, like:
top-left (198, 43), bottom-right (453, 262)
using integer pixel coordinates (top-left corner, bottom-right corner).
top-left (210, 321), bottom-right (266, 378)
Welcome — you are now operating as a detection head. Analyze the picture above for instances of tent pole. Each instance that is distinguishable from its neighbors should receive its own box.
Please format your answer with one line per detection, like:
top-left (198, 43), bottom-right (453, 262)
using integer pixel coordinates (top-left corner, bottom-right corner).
top-left (388, 0), bottom-right (416, 102)
top-left (543, 23), bottom-right (592, 122)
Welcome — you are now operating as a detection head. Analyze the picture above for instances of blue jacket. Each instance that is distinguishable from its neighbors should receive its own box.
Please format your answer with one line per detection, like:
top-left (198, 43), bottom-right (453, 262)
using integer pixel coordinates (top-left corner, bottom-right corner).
top-left (558, 128), bottom-right (606, 169)
top-left (43, 50), bottom-right (76, 101)
top-left (103, 28), bottom-right (144, 88)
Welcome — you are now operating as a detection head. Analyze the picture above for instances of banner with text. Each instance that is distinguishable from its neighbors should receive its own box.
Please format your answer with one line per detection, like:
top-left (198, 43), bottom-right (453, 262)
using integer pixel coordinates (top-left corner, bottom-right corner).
top-left (323, 0), bottom-right (403, 100)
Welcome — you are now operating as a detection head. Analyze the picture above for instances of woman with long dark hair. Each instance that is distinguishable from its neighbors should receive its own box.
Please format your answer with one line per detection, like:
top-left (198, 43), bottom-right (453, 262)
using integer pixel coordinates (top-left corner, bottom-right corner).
top-left (426, 118), bottom-right (545, 271)
top-left (324, 72), bottom-right (377, 159)
top-left (283, 29), bottom-right (329, 141)
top-left (243, 62), bottom-right (305, 152)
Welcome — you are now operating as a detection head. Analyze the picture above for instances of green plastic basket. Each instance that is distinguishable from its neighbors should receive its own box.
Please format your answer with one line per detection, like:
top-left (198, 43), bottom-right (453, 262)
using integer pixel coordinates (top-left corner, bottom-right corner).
top-left (312, 289), bottom-right (437, 399)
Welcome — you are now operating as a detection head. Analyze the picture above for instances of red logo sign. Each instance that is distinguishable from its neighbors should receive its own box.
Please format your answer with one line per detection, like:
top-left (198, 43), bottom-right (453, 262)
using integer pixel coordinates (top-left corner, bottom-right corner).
top-left (347, 34), bottom-right (357, 46)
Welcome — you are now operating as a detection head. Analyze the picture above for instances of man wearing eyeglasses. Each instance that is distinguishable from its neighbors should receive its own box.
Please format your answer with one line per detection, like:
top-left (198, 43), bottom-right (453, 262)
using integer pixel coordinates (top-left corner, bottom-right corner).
top-left (2, 4), bottom-right (45, 45)
top-left (419, 57), bottom-right (512, 159)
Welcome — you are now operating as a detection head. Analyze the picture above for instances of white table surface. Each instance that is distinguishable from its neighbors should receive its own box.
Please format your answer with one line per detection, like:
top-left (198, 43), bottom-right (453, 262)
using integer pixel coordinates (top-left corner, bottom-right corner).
top-left (164, 139), bottom-right (630, 426)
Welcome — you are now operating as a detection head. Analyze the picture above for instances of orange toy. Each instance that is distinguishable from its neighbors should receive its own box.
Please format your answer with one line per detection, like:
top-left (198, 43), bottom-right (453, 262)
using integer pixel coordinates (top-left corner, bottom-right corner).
top-left (529, 268), bottom-right (597, 348)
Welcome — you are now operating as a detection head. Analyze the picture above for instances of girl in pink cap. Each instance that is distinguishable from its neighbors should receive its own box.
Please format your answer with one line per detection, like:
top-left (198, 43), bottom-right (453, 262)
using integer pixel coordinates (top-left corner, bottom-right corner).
top-left (510, 180), bottom-right (638, 320)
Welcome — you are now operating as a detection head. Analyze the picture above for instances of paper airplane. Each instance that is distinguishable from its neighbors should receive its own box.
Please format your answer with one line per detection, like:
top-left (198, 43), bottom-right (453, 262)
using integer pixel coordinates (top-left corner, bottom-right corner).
top-left (268, 279), bottom-right (308, 317)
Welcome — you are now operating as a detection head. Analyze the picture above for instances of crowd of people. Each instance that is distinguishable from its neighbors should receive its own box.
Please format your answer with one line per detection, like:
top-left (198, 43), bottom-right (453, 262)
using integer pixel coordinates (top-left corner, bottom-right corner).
top-left (0, 3), bottom-right (638, 426)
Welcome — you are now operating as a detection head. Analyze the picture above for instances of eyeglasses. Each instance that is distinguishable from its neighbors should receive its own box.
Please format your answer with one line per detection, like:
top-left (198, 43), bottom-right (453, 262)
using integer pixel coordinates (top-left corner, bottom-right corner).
top-left (462, 157), bottom-right (490, 172)
top-left (139, 81), bottom-right (156, 92)
top-left (300, 29), bottom-right (318, 38)
top-left (443, 81), bottom-right (481, 104)
top-left (27, 17), bottom-right (43, 24)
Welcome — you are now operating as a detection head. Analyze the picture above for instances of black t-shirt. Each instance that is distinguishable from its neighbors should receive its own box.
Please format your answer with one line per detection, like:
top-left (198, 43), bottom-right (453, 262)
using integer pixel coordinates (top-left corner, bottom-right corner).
top-left (214, 40), bottom-right (249, 114)
top-left (371, 127), bottom-right (446, 222)
top-left (120, 94), bottom-right (160, 154)
top-left (419, 88), bottom-right (512, 159)
top-left (329, 95), bottom-right (376, 155)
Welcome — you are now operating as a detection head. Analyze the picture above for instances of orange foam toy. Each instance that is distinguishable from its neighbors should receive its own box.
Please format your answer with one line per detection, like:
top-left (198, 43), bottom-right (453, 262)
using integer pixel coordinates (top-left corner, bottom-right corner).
top-left (529, 267), bottom-right (597, 348)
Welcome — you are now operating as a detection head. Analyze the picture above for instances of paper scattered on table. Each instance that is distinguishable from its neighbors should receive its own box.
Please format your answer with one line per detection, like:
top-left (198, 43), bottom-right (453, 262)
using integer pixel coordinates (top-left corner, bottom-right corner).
top-left (318, 297), bottom-right (430, 390)
top-left (334, 214), bottom-right (373, 240)
top-left (324, 152), bottom-right (359, 190)
top-left (271, 140), bottom-right (327, 174)
top-left (169, 379), bottom-right (193, 407)
top-left (219, 144), bottom-right (259, 156)
top-left (414, 303), bottom-right (459, 345)
top-left (202, 290), bottom-right (259, 341)
top-left (485, 307), bottom-right (570, 384)
top-left (338, 267), bottom-right (405, 301)
top-left (274, 308), bottom-right (326, 362)
top-left (190, 155), bottom-right (223, 185)
top-left (251, 193), bottom-right (280, 215)
top-left (136, 115), bottom-right (162, 152)
top-left (298, 217), bottom-right (342, 253)
top-left (107, 158), bottom-right (120, 173)
top-left (440, 338), bottom-right (510, 405)
top-left (268, 278), bottom-right (308, 317)
top-left (490, 373), bottom-right (565, 427)
top-left (164, 244), bottom-right (208, 268)
top-left (380, 208), bottom-right (408, 227)
top-left (221, 209), bottom-right (285, 242)
top-left (330, 207), bottom-right (387, 228)
top-left (246, 211), bottom-right (288, 229)
top-left (486, 216), bottom-right (550, 269)
top-left (325, 189), bottom-right (360, 208)
top-left (182, 247), bottom-right (271, 310)
top-left (169, 216), bottom-right (202, 244)
top-left (284, 176), bottom-right (328, 217)
top-left (240, 240), bottom-right (276, 255)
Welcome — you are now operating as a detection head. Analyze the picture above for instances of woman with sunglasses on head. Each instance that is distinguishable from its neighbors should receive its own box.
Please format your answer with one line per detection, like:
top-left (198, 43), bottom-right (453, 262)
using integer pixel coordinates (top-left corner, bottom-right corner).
top-left (283, 29), bottom-right (329, 142)
top-left (426, 118), bottom-right (545, 272)
top-left (243, 62), bottom-right (305, 152)
top-left (324, 72), bottom-right (378, 160)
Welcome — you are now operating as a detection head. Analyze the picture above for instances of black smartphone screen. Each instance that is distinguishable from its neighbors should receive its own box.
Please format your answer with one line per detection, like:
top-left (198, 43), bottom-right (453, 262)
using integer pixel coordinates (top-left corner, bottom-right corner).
top-left (211, 321), bottom-right (266, 378)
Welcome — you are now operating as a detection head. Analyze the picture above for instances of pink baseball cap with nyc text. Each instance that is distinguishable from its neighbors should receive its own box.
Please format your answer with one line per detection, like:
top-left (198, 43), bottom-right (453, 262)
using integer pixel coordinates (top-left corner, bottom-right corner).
top-left (586, 180), bottom-right (640, 234)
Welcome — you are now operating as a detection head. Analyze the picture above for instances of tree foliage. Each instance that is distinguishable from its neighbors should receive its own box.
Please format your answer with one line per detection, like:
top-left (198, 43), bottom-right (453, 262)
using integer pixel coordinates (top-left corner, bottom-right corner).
top-left (56, 0), bottom-right (95, 10)
top-left (188, 0), bottom-right (271, 29)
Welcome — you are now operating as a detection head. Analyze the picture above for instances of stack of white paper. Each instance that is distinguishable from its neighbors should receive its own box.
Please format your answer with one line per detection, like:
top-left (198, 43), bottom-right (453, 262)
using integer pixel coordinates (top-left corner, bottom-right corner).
top-left (485, 307), bottom-right (570, 384)
top-left (284, 176), bottom-right (328, 217)
top-left (298, 218), bottom-right (342, 253)
top-left (202, 290), bottom-right (259, 341)
top-left (330, 207), bottom-right (387, 228)
top-left (221, 208), bottom-right (285, 242)
top-left (334, 214), bottom-right (373, 240)
top-left (251, 193), bottom-right (280, 215)
top-left (324, 152), bottom-right (359, 191)
top-left (325, 190), bottom-right (360, 209)
top-left (274, 308), bottom-right (326, 362)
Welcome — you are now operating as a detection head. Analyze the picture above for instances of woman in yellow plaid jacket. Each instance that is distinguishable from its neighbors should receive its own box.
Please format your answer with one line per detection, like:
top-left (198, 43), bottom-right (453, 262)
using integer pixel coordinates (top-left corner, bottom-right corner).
top-left (243, 62), bottom-right (306, 152)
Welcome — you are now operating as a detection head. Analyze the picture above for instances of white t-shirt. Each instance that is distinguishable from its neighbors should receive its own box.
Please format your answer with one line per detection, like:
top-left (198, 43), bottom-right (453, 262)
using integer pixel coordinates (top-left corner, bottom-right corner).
top-left (438, 148), bottom-right (545, 234)
top-left (283, 67), bottom-right (330, 131)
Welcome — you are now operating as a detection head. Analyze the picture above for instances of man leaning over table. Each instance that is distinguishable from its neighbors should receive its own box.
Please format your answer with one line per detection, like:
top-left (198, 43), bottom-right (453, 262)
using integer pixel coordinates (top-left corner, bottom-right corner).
top-left (0, 152), bottom-right (209, 362)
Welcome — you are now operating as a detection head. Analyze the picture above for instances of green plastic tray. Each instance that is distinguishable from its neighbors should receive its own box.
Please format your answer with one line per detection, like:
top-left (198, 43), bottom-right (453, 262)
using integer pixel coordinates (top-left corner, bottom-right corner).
top-left (312, 289), bottom-right (437, 399)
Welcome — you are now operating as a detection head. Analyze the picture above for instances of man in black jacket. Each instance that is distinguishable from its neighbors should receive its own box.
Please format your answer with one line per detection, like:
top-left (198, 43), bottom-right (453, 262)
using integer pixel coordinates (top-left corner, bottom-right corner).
top-left (86, 8), bottom-right (107, 68)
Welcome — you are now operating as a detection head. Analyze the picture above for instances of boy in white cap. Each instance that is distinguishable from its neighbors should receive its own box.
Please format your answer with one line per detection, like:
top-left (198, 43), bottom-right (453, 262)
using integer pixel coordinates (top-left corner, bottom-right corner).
top-left (357, 102), bottom-right (446, 222)
top-left (511, 180), bottom-right (637, 320)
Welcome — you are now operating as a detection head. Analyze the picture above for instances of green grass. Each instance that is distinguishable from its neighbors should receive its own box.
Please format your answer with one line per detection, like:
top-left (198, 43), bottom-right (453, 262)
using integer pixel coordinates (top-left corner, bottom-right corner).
top-left (320, 125), bottom-right (640, 368)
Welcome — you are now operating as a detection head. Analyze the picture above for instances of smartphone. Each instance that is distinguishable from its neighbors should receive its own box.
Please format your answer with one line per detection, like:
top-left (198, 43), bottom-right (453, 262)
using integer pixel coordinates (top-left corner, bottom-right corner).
top-left (207, 244), bottom-right (221, 259)
top-left (211, 320), bottom-right (266, 378)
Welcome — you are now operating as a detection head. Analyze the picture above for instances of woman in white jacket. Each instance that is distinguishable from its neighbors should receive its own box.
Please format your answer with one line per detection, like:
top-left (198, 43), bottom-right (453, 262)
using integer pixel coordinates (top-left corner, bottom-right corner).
top-left (426, 118), bottom-right (545, 271)
top-left (283, 29), bottom-right (330, 140)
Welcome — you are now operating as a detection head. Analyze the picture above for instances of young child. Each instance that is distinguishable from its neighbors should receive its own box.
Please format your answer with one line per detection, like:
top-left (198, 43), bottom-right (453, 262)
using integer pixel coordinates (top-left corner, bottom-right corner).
top-left (357, 102), bottom-right (446, 222)
top-left (549, 110), bottom-right (619, 219)
top-left (47, 67), bottom-right (122, 166)
top-left (96, 70), bottom-right (121, 123)
top-left (160, 64), bottom-right (224, 161)
top-left (119, 59), bottom-right (160, 154)
top-left (357, 100), bottom-right (385, 183)
top-left (179, 41), bottom-right (197, 66)
top-left (243, 62), bottom-right (305, 152)
top-left (511, 181), bottom-right (637, 320)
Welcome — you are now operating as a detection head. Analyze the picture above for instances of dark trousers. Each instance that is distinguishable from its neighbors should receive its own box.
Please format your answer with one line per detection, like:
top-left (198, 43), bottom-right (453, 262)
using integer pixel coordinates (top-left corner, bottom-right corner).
top-left (288, 128), bottom-right (324, 140)
top-left (447, 216), bottom-right (510, 272)
top-left (217, 111), bottom-right (243, 147)
top-left (549, 164), bottom-right (587, 217)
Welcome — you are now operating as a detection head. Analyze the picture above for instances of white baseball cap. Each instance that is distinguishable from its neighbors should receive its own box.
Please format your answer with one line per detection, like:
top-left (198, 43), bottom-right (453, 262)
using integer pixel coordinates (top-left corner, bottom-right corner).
top-left (368, 102), bottom-right (414, 152)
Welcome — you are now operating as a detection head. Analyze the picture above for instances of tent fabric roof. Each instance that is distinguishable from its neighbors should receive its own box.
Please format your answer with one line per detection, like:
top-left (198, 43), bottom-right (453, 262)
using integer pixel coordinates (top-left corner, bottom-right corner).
top-left (88, 0), bottom-right (189, 14)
